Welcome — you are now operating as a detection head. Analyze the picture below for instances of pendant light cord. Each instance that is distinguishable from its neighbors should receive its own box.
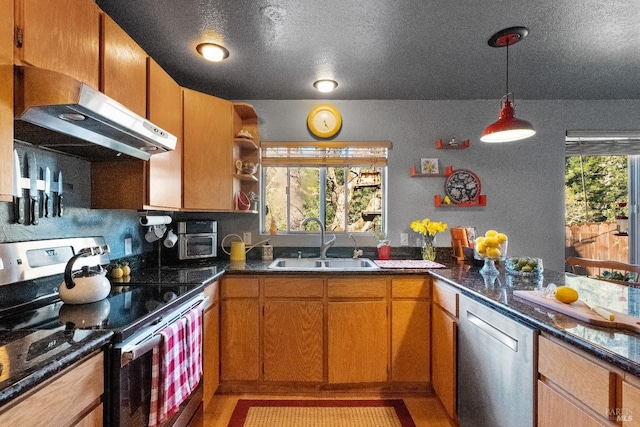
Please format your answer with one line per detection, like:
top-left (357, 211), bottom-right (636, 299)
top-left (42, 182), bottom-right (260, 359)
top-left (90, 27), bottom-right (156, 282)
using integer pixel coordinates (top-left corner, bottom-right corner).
top-left (505, 41), bottom-right (510, 96)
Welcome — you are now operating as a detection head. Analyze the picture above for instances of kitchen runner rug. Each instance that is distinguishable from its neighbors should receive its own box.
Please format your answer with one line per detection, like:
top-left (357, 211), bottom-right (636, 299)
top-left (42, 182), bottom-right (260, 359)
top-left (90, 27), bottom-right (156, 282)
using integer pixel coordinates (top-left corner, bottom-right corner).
top-left (226, 399), bottom-right (417, 427)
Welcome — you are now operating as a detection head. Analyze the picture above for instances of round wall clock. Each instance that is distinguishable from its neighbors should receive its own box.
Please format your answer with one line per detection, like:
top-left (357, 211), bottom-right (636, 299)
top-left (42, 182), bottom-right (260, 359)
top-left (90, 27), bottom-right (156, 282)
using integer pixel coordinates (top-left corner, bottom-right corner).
top-left (444, 169), bottom-right (481, 203)
top-left (307, 104), bottom-right (342, 138)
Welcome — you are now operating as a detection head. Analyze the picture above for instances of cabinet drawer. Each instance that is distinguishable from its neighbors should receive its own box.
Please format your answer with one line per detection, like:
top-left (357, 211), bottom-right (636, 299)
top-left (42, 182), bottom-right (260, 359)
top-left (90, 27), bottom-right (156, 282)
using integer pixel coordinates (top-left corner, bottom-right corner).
top-left (221, 277), bottom-right (260, 298)
top-left (391, 277), bottom-right (430, 298)
top-left (621, 380), bottom-right (640, 426)
top-left (328, 277), bottom-right (386, 298)
top-left (538, 336), bottom-right (614, 416)
top-left (263, 277), bottom-right (324, 298)
top-left (433, 280), bottom-right (458, 317)
top-left (538, 380), bottom-right (606, 427)
top-left (0, 352), bottom-right (103, 426)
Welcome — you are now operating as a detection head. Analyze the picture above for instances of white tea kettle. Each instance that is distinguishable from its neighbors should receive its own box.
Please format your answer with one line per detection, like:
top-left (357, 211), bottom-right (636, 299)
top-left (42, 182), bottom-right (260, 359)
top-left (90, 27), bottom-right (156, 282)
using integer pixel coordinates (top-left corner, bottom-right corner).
top-left (59, 246), bottom-right (111, 305)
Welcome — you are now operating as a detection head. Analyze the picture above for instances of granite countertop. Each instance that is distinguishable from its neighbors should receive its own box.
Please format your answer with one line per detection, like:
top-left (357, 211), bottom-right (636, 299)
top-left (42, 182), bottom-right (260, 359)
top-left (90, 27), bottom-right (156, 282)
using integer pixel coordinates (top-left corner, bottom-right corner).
top-left (0, 329), bottom-right (113, 406)
top-left (431, 264), bottom-right (640, 377)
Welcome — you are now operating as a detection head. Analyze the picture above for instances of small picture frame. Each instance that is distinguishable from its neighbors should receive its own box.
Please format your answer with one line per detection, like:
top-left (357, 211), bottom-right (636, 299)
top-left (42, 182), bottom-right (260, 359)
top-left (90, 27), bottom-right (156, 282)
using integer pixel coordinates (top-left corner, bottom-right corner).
top-left (420, 158), bottom-right (439, 174)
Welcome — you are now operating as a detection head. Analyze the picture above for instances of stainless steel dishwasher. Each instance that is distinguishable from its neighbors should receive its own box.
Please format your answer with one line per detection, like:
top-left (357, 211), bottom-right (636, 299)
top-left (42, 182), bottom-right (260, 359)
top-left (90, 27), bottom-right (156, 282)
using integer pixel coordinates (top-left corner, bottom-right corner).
top-left (458, 294), bottom-right (537, 427)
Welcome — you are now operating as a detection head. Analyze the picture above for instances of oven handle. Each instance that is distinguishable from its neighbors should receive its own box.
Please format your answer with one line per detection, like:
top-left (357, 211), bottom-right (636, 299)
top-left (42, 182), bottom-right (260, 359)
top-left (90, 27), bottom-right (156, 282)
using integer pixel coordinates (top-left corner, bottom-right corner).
top-left (119, 294), bottom-right (208, 367)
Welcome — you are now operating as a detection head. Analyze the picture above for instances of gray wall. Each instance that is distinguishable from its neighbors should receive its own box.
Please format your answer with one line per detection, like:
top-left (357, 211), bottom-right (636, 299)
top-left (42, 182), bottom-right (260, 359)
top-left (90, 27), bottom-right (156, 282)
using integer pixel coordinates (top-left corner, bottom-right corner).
top-left (5, 99), bottom-right (640, 271)
top-left (238, 99), bottom-right (640, 272)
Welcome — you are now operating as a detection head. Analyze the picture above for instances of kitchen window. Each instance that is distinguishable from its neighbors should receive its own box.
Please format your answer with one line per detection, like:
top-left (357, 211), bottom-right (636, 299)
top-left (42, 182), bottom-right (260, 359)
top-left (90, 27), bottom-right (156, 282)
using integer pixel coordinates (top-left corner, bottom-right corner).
top-left (260, 141), bottom-right (391, 235)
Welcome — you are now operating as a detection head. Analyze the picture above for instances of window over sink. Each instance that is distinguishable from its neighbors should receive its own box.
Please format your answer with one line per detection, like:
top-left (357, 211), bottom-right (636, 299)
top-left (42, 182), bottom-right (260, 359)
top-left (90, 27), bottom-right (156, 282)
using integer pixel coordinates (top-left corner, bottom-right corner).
top-left (260, 141), bottom-right (391, 235)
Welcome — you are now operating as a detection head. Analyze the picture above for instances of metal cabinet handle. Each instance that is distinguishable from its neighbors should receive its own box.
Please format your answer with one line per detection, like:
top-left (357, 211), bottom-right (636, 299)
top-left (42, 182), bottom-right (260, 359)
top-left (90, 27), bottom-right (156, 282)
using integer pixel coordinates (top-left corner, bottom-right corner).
top-left (466, 310), bottom-right (519, 352)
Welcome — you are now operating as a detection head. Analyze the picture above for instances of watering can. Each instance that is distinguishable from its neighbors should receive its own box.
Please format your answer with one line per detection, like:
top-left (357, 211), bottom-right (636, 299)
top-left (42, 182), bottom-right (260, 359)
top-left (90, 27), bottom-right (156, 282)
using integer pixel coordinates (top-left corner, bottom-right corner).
top-left (221, 234), bottom-right (269, 261)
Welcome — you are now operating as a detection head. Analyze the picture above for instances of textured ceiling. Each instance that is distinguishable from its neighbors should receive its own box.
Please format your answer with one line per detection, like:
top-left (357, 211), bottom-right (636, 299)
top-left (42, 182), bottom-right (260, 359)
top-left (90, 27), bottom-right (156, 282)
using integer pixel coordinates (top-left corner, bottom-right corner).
top-left (96, 0), bottom-right (640, 100)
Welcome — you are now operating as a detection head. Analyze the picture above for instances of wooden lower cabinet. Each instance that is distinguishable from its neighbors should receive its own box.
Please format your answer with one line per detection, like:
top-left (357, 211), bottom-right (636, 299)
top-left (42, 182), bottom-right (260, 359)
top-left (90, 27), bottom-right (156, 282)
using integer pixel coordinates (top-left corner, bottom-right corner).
top-left (391, 277), bottom-right (430, 383)
top-left (328, 300), bottom-right (388, 383)
top-left (431, 279), bottom-right (459, 421)
top-left (538, 380), bottom-right (607, 427)
top-left (263, 300), bottom-right (323, 382)
top-left (0, 351), bottom-right (104, 426)
top-left (219, 274), bottom-right (431, 391)
top-left (202, 280), bottom-right (220, 408)
top-left (220, 277), bottom-right (260, 382)
top-left (621, 380), bottom-right (640, 426)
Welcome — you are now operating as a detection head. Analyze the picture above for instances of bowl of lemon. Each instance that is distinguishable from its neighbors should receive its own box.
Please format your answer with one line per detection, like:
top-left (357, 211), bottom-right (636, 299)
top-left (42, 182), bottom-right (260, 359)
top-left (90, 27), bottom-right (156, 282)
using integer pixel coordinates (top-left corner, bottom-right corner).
top-left (506, 257), bottom-right (543, 276)
top-left (473, 229), bottom-right (508, 275)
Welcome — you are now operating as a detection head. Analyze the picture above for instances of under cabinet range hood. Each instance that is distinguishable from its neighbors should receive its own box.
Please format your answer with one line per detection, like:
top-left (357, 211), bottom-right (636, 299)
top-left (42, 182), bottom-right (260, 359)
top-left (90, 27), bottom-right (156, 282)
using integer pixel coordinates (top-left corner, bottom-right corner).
top-left (13, 66), bottom-right (177, 161)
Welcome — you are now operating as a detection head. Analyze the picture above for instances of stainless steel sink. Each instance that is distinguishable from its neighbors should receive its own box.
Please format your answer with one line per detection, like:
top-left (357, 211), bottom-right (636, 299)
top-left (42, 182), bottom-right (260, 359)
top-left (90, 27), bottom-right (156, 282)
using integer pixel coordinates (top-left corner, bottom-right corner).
top-left (267, 257), bottom-right (379, 271)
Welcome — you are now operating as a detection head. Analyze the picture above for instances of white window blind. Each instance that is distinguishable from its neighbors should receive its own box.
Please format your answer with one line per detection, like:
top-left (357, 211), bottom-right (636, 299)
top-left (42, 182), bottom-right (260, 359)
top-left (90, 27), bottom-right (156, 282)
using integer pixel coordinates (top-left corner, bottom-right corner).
top-left (261, 141), bottom-right (392, 167)
top-left (566, 130), bottom-right (640, 156)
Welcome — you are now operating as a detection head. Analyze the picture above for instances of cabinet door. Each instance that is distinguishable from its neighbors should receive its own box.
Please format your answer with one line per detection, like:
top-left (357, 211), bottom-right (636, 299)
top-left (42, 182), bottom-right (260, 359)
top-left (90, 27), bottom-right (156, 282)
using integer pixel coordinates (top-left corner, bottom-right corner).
top-left (431, 303), bottom-right (457, 419)
top-left (328, 301), bottom-right (388, 383)
top-left (263, 301), bottom-right (323, 382)
top-left (621, 380), bottom-right (640, 427)
top-left (146, 59), bottom-right (182, 209)
top-left (16, 0), bottom-right (100, 88)
top-left (220, 299), bottom-right (260, 381)
top-left (183, 88), bottom-right (234, 210)
top-left (391, 300), bottom-right (430, 382)
top-left (100, 13), bottom-right (147, 116)
top-left (202, 281), bottom-right (219, 408)
top-left (0, 0), bottom-right (13, 202)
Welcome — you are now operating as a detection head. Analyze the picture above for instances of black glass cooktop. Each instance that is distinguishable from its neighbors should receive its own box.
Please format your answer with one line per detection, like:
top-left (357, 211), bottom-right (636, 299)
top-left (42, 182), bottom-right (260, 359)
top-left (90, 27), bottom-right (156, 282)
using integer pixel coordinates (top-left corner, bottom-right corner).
top-left (0, 266), bottom-right (218, 342)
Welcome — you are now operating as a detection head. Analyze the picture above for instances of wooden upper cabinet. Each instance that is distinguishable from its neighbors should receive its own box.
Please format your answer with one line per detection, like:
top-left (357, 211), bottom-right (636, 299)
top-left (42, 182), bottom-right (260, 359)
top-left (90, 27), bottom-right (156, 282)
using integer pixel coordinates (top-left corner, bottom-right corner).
top-left (15, 0), bottom-right (100, 88)
top-left (100, 13), bottom-right (147, 117)
top-left (0, 0), bottom-right (14, 202)
top-left (183, 88), bottom-right (234, 211)
top-left (146, 59), bottom-right (182, 209)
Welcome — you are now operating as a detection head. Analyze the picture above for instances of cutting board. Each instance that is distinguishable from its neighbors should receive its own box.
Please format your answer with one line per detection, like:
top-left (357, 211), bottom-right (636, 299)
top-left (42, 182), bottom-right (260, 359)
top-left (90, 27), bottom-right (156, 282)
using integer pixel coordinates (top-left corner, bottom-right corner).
top-left (514, 290), bottom-right (640, 334)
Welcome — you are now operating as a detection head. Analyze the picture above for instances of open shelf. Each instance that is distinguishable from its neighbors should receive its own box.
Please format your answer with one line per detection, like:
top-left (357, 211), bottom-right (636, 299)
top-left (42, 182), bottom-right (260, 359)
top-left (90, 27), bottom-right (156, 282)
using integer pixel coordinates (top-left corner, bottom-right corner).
top-left (435, 139), bottom-right (470, 149)
top-left (434, 194), bottom-right (486, 207)
top-left (410, 165), bottom-right (453, 177)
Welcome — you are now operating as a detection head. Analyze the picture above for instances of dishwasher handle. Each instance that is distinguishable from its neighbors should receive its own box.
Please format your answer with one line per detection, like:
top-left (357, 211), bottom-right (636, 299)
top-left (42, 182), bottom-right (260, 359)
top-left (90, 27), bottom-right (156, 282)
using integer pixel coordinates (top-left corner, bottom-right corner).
top-left (467, 310), bottom-right (519, 352)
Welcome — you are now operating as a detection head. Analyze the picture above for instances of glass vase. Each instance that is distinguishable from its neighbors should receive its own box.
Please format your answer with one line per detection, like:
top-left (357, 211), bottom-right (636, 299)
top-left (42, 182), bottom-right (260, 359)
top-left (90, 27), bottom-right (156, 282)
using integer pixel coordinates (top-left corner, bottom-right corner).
top-left (422, 235), bottom-right (436, 261)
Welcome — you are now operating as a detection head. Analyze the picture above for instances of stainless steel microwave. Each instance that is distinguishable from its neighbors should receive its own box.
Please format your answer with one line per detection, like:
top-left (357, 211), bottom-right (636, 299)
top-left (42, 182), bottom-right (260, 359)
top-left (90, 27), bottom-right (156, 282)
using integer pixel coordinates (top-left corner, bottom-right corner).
top-left (177, 221), bottom-right (217, 260)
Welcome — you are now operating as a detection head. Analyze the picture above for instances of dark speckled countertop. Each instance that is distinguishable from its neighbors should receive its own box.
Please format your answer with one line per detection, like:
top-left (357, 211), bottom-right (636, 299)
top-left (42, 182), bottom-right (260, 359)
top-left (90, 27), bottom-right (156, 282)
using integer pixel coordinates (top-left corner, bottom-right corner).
top-left (0, 329), bottom-right (112, 406)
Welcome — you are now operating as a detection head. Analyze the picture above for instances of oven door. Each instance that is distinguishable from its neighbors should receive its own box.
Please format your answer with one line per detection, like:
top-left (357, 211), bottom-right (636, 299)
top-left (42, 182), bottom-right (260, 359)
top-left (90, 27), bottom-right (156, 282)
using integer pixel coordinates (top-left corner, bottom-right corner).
top-left (178, 233), bottom-right (217, 260)
top-left (106, 295), bottom-right (206, 427)
top-left (107, 346), bottom-right (203, 427)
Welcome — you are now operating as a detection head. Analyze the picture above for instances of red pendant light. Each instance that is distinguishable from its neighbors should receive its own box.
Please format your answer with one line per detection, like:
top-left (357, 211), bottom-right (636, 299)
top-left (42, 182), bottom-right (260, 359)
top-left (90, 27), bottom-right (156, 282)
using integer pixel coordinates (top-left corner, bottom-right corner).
top-left (481, 27), bottom-right (535, 143)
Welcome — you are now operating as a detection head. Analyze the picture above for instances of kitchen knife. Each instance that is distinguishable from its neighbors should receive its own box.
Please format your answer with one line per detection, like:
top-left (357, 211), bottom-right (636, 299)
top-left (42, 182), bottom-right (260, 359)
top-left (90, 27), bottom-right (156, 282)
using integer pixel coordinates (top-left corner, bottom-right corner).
top-left (58, 171), bottom-right (63, 217)
top-left (29, 153), bottom-right (38, 225)
top-left (12, 150), bottom-right (24, 224)
top-left (584, 300), bottom-right (615, 322)
top-left (44, 167), bottom-right (51, 218)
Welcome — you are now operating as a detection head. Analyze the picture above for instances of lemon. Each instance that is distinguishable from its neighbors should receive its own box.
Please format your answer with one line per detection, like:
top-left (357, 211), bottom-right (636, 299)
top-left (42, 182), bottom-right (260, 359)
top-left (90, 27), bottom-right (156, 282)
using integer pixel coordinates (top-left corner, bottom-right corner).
top-left (484, 236), bottom-right (499, 248)
top-left (555, 286), bottom-right (579, 304)
top-left (486, 247), bottom-right (501, 258)
top-left (475, 241), bottom-right (487, 255)
top-left (485, 229), bottom-right (498, 237)
top-left (111, 266), bottom-right (124, 279)
top-left (122, 264), bottom-right (131, 276)
top-left (496, 233), bottom-right (508, 244)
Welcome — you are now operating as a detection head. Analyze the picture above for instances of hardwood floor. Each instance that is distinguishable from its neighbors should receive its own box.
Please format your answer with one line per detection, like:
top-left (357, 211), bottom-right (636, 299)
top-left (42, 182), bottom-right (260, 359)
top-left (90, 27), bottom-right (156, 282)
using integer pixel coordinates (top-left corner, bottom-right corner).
top-left (203, 392), bottom-right (455, 426)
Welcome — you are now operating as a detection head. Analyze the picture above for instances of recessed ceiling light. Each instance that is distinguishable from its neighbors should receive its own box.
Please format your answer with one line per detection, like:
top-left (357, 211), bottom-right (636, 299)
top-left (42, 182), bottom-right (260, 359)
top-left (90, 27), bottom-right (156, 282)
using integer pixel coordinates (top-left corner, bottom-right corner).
top-left (313, 79), bottom-right (338, 93)
top-left (196, 43), bottom-right (229, 62)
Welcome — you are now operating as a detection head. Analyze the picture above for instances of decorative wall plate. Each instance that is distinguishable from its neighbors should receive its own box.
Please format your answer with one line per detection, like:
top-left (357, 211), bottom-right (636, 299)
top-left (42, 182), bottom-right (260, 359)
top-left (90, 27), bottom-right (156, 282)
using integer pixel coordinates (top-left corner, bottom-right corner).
top-left (444, 169), bottom-right (481, 203)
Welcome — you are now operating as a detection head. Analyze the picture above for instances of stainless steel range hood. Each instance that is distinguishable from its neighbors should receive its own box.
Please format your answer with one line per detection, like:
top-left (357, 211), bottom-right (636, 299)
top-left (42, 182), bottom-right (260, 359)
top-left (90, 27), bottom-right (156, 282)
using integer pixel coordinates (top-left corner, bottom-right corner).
top-left (14, 66), bottom-right (177, 161)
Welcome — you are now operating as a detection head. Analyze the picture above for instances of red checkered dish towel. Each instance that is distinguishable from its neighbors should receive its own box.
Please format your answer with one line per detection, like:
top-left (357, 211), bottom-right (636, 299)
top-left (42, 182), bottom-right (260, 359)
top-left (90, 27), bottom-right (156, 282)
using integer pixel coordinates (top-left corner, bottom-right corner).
top-left (149, 318), bottom-right (191, 427)
top-left (184, 306), bottom-right (203, 391)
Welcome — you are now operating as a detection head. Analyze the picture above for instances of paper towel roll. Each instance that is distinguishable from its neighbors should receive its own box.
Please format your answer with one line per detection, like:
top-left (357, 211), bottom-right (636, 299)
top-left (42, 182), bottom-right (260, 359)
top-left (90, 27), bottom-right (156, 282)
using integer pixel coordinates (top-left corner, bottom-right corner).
top-left (139, 215), bottom-right (172, 226)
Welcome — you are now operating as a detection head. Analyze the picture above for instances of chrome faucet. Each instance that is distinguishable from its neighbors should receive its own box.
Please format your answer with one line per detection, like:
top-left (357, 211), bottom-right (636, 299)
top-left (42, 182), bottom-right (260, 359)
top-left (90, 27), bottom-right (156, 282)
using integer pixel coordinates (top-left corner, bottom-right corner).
top-left (349, 234), bottom-right (363, 259)
top-left (301, 217), bottom-right (336, 259)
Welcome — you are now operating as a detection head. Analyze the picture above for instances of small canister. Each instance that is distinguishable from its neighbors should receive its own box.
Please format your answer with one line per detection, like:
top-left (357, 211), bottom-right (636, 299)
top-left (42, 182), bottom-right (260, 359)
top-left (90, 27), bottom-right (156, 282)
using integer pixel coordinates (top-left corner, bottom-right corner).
top-left (262, 242), bottom-right (273, 261)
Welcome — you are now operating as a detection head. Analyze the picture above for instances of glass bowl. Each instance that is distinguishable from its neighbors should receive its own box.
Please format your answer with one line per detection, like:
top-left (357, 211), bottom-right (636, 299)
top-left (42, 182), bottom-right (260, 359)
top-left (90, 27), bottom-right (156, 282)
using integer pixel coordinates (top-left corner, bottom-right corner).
top-left (505, 257), bottom-right (543, 276)
top-left (474, 239), bottom-right (507, 275)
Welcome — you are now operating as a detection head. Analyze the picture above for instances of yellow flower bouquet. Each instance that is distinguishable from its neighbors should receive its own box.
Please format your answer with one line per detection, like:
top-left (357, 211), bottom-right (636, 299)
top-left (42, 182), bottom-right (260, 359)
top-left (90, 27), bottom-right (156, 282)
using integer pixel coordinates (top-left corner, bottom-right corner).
top-left (410, 218), bottom-right (448, 261)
